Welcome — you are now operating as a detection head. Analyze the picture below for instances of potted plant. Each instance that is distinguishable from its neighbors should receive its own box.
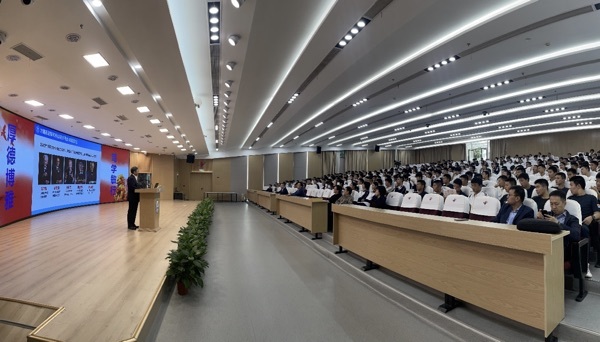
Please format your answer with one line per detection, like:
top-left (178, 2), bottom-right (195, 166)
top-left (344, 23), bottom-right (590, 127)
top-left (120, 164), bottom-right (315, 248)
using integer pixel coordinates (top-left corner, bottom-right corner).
top-left (166, 199), bottom-right (213, 295)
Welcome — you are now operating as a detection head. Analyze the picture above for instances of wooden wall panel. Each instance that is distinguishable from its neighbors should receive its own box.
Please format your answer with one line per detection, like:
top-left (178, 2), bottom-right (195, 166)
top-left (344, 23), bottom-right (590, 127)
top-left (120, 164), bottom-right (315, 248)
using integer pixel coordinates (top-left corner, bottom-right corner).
top-left (130, 152), bottom-right (152, 173)
top-left (491, 130), bottom-right (600, 158)
top-left (150, 154), bottom-right (175, 201)
top-left (278, 153), bottom-right (294, 182)
top-left (368, 151), bottom-right (382, 170)
top-left (248, 155), bottom-right (263, 190)
top-left (212, 158), bottom-right (231, 192)
top-left (307, 152), bottom-right (322, 178)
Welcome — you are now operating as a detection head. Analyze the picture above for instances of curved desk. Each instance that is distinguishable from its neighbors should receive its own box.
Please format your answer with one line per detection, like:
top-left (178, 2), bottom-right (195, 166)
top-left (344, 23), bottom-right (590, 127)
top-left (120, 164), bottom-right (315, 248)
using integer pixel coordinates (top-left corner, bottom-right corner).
top-left (332, 204), bottom-right (568, 340)
top-left (257, 191), bottom-right (277, 213)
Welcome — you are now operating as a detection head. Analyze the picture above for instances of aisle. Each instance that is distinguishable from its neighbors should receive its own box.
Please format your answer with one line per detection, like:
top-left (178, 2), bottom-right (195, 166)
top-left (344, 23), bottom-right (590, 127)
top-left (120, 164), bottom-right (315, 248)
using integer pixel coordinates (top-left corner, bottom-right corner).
top-left (154, 202), bottom-right (460, 342)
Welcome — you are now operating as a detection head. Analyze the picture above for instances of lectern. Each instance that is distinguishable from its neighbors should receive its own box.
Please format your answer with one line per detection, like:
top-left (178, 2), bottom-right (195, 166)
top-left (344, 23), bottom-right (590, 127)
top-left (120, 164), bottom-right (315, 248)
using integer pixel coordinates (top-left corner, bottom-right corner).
top-left (135, 188), bottom-right (162, 232)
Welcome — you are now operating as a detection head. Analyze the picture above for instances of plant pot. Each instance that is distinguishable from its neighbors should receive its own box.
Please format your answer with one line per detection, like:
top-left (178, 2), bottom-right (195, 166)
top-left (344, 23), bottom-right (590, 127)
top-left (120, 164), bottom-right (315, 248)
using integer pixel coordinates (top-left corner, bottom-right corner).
top-left (177, 280), bottom-right (188, 296)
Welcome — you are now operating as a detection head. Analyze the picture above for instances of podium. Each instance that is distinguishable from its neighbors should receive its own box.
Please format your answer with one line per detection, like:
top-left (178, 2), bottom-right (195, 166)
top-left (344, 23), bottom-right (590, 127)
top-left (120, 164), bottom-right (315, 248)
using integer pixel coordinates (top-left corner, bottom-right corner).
top-left (135, 188), bottom-right (161, 232)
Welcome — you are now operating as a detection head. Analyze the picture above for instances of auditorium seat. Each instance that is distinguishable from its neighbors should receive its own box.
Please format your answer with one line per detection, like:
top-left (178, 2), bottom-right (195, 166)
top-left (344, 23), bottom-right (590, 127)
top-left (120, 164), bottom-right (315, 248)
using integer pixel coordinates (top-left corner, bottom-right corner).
top-left (442, 195), bottom-right (470, 219)
top-left (385, 192), bottom-right (403, 210)
top-left (399, 193), bottom-right (421, 213)
top-left (315, 189), bottom-right (324, 198)
top-left (353, 191), bottom-right (363, 202)
top-left (523, 198), bottom-right (538, 214)
top-left (461, 186), bottom-right (472, 197)
top-left (321, 189), bottom-right (332, 199)
top-left (469, 196), bottom-right (501, 222)
top-left (482, 186), bottom-right (498, 199)
top-left (306, 188), bottom-right (317, 197)
top-left (419, 194), bottom-right (444, 216)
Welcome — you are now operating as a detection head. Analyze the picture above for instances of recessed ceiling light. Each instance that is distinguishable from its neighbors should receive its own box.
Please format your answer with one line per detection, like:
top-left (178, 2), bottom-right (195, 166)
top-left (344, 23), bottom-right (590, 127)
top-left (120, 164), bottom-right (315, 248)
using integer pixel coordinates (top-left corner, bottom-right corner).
top-left (231, 0), bottom-right (245, 8)
top-left (166, 135), bottom-right (175, 139)
top-left (149, 119), bottom-right (161, 124)
top-left (137, 106), bottom-right (150, 113)
top-left (225, 80), bottom-right (233, 88)
top-left (228, 35), bottom-right (240, 46)
top-left (181, 149), bottom-right (187, 151)
top-left (25, 100), bottom-right (44, 107)
top-left (153, 94), bottom-right (161, 100)
top-left (101, 132), bottom-right (110, 136)
top-left (134, 147), bottom-right (140, 150)
top-left (211, 35), bottom-right (219, 41)
top-left (267, 122), bottom-right (273, 128)
top-left (177, 145), bottom-right (183, 148)
top-left (215, 140), bottom-right (219, 144)
top-left (339, 41), bottom-right (347, 47)
top-left (224, 91), bottom-right (232, 98)
top-left (173, 140), bottom-right (180, 144)
top-left (209, 17), bottom-right (219, 24)
top-left (114, 138), bottom-right (122, 142)
top-left (350, 28), bottom-right (359, 35)
top-left (117, 86), bottom-right (134, 95)
top-left (293, 136), bottom-right (299, 140)
top-left (83, 125), bottom-right (95, 129)
top-left (226, 62), bottom-right (236, 71)
top-left (83, 53), bottom-right (109, 68)
top-left (209, 6), bottom-right (219, 14)
top-left (357, 20), bottom-right (366, 28)
top-left (59, 114), bottom-right (73, 119)
top-left (210, 26), bottom-right (219, 33)
top-left (165, 113), bottom-right (173, 117)
top-left (159, 128), bottom-right (168, 133)
top-left (344, 34), bottom-right (352, 41)
top-left (125, 143), bottom-right (132, 147)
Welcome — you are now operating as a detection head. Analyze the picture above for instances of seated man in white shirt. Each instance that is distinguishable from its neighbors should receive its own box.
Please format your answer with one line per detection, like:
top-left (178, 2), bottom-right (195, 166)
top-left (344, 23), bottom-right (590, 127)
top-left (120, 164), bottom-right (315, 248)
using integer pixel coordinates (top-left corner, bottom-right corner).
top-left (468, 178), bottom-right (486, 206)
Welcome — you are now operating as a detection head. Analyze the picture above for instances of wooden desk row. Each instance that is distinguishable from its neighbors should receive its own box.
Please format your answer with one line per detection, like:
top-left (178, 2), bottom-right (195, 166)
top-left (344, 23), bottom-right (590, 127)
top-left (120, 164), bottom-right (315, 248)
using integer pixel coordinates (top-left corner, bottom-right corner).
top-left (247, 190), bottom-right (328, 238)
top-left (332, 204), bottom-right (567, 340)
top-left (247, 189), bottom-right (567, 339)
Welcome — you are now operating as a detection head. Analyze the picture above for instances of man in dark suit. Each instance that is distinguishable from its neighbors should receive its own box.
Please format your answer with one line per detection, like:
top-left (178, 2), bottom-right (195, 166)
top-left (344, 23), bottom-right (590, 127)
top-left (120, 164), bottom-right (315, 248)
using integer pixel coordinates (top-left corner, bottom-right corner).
top-left (536, 190), bottom-right (581, 249)
top-left (127, 166), bottom-right (140, 230)
top-left (493, 185), bottom-right (534, 225)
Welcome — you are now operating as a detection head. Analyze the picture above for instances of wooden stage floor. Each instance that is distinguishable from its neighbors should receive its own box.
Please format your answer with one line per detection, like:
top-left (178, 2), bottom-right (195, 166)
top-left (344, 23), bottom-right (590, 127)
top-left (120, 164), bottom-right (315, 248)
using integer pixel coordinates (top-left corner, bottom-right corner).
top-left (0, 200), bottom-right (199, 341)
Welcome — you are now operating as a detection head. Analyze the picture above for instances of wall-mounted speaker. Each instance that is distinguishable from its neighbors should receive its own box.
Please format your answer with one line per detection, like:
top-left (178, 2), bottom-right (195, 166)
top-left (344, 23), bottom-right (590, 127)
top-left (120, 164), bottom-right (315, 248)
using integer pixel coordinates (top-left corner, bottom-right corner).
top-left (374, 145), bottom-right (380, 152)
top-left (316, 146), bottom-right (321, 154)
top-left (186, 154), bottom-right (195, 164)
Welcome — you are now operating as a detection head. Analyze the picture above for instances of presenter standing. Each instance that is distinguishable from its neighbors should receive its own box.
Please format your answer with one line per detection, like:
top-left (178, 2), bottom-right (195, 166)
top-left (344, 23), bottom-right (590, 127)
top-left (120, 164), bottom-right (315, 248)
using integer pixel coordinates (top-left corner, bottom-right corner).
top-left (127, 166), bottom-right (140, 230)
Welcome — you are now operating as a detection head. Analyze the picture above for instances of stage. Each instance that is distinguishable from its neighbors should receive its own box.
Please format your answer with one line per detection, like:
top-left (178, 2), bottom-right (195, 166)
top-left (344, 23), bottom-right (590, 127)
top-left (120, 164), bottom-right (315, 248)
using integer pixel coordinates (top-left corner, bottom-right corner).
top-left (0, 200), bottom-right (198, 341)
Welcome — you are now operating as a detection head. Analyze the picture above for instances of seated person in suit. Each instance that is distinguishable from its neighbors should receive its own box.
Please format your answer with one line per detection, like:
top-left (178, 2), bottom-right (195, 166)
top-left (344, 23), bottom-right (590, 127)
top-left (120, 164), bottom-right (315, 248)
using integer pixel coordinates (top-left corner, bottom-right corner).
top-left (328, 185), bottom-right (343, 204)
top-left (278, 182), bottom-right (288, 195)
top-left (291, 182), bottom-right (307, 197)
top-left (493, 185), bottom-right (534, 225)
top-left (365, 185), bottom-right (388, 209)
top-left (265, 184), bottom-right (273, 192)
top-left (537, 190), bottom-right (582, 256)
top-left (335, 186), bottom-right (354, 205)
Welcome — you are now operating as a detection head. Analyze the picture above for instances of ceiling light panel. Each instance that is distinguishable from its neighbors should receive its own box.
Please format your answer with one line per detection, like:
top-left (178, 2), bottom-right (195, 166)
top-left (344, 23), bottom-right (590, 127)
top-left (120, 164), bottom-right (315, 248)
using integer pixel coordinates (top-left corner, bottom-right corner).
top-left (137, 106), bottom-right (150, 113)
top-left (116, 86), bottom-right (134, 95)
top-left (425, 56), bottom-right (460, 72)
top-left (208, 2), bottom-right (221, 43)
top-left (337, 17), bottom-right (371, 48)
top-left (352, 98), bottom-right (368, 107)
top-left (482, 80), bottom-right (512, 90)
top-left (25, 100), bottom-right (44, 107)
top-left (83, 53), bottom-right (109, 68)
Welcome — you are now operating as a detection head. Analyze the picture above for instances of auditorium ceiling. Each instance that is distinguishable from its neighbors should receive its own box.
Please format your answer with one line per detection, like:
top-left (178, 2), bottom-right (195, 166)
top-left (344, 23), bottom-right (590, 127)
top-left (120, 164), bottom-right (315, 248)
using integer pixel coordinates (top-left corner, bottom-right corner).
top-left (1, 0), bottom-right (600, 158)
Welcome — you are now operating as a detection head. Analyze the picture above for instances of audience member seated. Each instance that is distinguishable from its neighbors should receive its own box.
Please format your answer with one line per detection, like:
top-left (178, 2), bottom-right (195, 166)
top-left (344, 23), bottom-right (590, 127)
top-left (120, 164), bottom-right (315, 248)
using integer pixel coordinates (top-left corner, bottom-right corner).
top-left (291, 182), bottom-right (307, 197)
top-left (415, 179), bottom-right (427, 199)
top-left (536, 190), bottom-right (581, 248)
top-left (394, 176), bottom-right (408, 194)
top-left (336, 186), bottom-right (355, 205)
top-left (265, 184), bottom-right (273, 192)
top-left (277, 182), bottom-right (288, 195)
top-left (499, 178), bottom-right (517, 206)
top-left (385, 178), bottom-right (394, 194)
top-left (453, 178), bottom-right (467, 197)
top-left (431, 179), bottom-right (444, 197)
top-left (328, 185), bottom-right (342, 204)
top-left (553, 172), bottom-right (569, 194)
top-left (569, 176), bottom-right (598, 273)
top-left (533, 178), bottom-right (550, 211)
top-left (365, 186), bottom-right (388, 209)
top-left (468, 177), bottom-right (485, 206)
top-left (518, 173), bottom-right (534, 198)
top-left (492, 185), bottom-right (534, 225)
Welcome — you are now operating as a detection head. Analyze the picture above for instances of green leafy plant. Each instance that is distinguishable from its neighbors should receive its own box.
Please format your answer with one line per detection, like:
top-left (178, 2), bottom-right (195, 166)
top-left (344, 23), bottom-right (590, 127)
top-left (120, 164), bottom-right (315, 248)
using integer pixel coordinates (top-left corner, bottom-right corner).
top-left (166, 198), bottom-right (214, 290)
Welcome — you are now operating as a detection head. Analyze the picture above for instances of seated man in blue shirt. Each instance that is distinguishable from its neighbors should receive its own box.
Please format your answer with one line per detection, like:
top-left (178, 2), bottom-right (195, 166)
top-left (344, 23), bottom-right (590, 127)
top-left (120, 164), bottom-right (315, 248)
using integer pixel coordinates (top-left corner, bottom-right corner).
top-left (492, 185), bottom-right (534, 225)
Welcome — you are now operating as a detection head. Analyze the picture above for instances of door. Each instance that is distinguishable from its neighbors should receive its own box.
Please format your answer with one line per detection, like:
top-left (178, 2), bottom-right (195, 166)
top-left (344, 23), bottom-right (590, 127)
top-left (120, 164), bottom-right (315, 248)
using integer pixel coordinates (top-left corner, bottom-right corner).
top-left (189, 173), bottom-right (213, 200)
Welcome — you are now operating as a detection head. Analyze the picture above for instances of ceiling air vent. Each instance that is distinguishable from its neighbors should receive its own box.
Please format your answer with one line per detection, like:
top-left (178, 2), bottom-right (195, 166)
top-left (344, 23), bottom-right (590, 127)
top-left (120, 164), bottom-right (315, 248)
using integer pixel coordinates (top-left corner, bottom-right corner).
top-left (116, 115), bottom-right (128, 121)
top-left (93, 137), bottom-right (100, 140)
top-left (92, 97), bottom-right (107, 106)
top-left (34, 115), bottom-right (48, 120)
top-left (12, 43), bottom-right (43, 61)
top-left (145, 134), bottom-right (152, 138)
